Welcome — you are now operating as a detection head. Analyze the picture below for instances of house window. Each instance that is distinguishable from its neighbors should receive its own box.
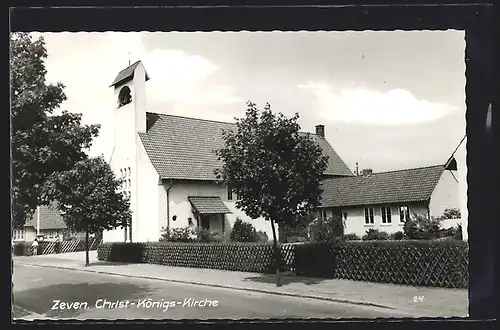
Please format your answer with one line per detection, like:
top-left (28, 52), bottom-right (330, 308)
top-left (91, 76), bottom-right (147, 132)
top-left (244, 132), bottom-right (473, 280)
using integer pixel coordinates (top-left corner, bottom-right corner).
top-left (320, 210), bottom-right (327, 219)
top-left (399, 205), bottom-right (410, 223)
top-left (381, 207), bottom-right (392, 224)
top-left (364, 208), bottom-right (374, 224)
top-left (227, 184), bottom-right (233, 201)
top-left (13, 229), bottom-right (25, 240)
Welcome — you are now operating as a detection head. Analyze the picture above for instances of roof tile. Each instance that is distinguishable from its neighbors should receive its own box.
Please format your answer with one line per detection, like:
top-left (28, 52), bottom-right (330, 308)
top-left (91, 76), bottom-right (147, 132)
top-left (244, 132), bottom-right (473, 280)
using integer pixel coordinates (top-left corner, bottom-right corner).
top-left (188, 196), bottom-right (232, 214)
top-left (110, 61), bottom-right (150, 87)
top-left (139, 112), bottom-right (354, 180)
top-left (24, 204), bottom-right (67, 230)
top-left (320, 165), bottom-right (446, 207)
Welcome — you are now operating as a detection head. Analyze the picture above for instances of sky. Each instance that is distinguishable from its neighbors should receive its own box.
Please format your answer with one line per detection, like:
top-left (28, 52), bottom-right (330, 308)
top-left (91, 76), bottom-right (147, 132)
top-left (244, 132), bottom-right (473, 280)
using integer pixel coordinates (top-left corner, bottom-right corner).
top-left (31, 31), bottom-right (466, 173)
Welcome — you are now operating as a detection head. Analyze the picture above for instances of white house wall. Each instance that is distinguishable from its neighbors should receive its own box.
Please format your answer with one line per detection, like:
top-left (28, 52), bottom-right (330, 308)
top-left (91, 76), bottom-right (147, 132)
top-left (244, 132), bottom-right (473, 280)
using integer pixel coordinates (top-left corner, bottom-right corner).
top-left (167, 181), bottom-right (275, 241)
top-left (321, 203), bottom-right (428, 237)
top-left (429, 170), bottom-right (460, 222)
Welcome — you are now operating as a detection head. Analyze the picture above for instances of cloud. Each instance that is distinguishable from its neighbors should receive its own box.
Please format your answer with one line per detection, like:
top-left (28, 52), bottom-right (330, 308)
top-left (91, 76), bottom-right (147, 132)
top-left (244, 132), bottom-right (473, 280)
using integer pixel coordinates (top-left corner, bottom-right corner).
top-left (29, 32), bottom-right (240, 158)
top-left (297, 81), bottom-right (458, 125)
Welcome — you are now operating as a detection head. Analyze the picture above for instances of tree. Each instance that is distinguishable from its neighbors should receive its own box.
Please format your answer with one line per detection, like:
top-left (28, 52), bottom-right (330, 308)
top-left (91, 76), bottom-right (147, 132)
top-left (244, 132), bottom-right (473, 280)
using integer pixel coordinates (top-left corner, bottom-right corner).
top-left (215, 102), bottom-right (329, 286)
top-left (437, 208), bottom-right (461, 220)
top-left (10, 32), bottom-right (100, 228)
top-left (42, 156), bottom-right (131, 266)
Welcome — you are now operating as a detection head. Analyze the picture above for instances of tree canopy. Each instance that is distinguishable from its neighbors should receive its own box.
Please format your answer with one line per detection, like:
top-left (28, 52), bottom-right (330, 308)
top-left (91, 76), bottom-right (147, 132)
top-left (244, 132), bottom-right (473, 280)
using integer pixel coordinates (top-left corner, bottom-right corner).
top-left (10, 32), bottom-right (100, 228)
top-left (215, 101), bottom-right (329, 286)
top-left (215, 101), bottom-right (329, 227)
top-left (42, 156), bottom-right (131, 234)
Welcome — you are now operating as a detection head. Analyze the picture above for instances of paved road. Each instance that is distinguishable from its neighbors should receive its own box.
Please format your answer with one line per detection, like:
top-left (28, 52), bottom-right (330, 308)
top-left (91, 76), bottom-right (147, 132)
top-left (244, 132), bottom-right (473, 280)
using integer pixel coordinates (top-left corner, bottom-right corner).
top-left (13, 264), bottom-right (411, 320)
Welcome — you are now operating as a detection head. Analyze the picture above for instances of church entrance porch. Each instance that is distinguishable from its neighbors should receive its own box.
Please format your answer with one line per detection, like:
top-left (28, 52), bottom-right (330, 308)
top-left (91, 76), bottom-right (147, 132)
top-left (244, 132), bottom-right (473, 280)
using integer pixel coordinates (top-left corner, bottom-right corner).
top-left (188, 196), bottom-right (232, 236)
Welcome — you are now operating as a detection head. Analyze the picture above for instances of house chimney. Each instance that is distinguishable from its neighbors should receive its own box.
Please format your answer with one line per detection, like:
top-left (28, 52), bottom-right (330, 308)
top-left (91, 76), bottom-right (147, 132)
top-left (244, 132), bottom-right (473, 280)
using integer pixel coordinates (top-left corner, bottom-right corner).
top-left (361, 168), bottom-right (373, 176)
top-left (315, 125), bottom-right (325, 138)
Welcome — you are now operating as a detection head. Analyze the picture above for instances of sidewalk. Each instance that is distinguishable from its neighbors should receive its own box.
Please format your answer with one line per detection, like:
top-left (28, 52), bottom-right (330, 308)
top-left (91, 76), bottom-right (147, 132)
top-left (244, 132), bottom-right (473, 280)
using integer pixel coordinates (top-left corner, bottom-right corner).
top-left (13, 251), bottom-right (468, 318)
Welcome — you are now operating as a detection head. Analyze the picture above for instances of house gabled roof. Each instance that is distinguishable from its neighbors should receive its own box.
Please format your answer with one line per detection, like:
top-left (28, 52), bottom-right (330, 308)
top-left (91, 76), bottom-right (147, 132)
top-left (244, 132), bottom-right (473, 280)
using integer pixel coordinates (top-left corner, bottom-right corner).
top-left (444, 135), bottom-right (466, 171)
top-left (110, 61), bottom-right (150, 87)
top-left (320, 165), bottom-right (446, 208)
top-left (24, 204), bottom-right (67, 230)
top-left (138, 112), bottom-right (354, 181)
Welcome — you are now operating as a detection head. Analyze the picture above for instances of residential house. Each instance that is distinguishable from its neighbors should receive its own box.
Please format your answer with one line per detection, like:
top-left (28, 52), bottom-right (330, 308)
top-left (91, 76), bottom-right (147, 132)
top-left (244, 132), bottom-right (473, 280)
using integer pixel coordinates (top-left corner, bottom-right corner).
top-left (318, 163), bottom-right (461, 236)
top-left (17, 205), bottom-right (67, 242)
top-left (104, 61), bottom-right (354, 243)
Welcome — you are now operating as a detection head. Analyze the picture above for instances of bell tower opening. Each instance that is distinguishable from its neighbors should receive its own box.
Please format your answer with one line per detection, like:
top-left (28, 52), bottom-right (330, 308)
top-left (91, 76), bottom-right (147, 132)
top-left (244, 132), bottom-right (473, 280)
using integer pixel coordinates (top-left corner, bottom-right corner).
top-left (118, 86), bottom-right (132, 108)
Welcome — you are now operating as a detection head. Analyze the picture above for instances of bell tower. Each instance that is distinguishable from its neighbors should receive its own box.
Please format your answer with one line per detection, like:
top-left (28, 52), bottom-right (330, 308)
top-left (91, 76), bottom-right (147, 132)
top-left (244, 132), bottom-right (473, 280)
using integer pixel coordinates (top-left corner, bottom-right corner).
top-left (106, 60), bottom-right (150, 243)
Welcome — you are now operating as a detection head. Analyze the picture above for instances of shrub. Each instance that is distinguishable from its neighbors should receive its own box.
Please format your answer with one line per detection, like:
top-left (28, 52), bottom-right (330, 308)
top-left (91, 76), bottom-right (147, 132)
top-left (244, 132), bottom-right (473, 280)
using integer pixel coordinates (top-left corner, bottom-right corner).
top-left (343, 233), bottom-right (361, 241)
top-left (436, 208), bottom-right (461, 220)
top-left (99, 242), bottom-right (145, 263)
top-left (196, 229), bottom-right (225, 243)
top-left (159, 226), bottom-right (197, 243)
top-left (436, 224), bottom-right (463, 241)
top-left (256, 230), bottom-right (269, 243)
top-left (13, 241), bottom-right (30, 256)
top-left (287, 235), bottom-right (308, 243)
top-left (389, 231), bottom-right (404, 240)
top-left (362, 228), bottom-right (389, 241)
top-left (403, 213), bottom-right (442, 240)
top-left (230, 218), bottom-right (259, 242)
top-left (307, 215), bottom-right (344, 242)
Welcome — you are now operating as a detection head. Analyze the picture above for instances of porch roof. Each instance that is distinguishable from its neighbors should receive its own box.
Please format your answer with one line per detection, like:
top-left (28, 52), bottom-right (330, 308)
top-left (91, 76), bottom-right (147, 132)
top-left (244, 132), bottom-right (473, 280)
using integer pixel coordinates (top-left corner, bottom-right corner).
top-left (188, 196), bottom-right (232, 214)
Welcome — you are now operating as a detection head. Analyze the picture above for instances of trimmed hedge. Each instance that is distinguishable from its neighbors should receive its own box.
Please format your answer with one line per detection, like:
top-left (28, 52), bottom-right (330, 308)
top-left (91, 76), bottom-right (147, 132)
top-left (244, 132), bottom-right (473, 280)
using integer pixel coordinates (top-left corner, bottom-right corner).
top-left (98, 242), bottom-right (296, 274)
top-left (294, 239), bottom-right (468, 288)
top-left (97, 239), bottom-right (468, 288)
top-left (295, 242), bottom-right (334, 278)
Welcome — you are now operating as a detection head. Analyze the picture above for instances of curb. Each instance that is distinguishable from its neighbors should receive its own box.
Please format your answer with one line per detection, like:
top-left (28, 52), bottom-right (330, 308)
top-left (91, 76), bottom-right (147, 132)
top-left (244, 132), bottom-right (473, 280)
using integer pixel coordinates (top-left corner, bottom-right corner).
top-left (15, 262), bottom-right (395, 311)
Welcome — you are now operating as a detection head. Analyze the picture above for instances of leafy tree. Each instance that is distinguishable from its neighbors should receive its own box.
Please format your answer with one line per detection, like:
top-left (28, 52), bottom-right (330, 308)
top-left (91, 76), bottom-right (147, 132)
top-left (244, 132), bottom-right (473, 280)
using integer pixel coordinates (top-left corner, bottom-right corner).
top-left (42, 156), bottom-right (131, 266)
top-left (215, 102), bottom-right (329, 286)
top-left (10, 32), bottom-right (100, 228)
top-left (436, 208), bottom-right (461, 220)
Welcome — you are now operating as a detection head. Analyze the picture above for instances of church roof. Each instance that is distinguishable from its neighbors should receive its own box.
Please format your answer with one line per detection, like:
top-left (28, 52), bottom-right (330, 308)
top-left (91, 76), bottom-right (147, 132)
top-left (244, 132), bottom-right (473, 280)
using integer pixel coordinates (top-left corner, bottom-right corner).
top-left (110, 61), bottom-right (150, 87)
top-left (138, 112), bottom-right (354, 181)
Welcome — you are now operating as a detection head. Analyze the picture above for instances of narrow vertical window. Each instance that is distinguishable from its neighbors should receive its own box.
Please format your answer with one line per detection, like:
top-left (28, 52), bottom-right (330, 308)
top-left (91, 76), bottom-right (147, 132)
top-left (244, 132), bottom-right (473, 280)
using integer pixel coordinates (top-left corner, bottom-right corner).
top-left (227, 184), bottom-right (233, 201)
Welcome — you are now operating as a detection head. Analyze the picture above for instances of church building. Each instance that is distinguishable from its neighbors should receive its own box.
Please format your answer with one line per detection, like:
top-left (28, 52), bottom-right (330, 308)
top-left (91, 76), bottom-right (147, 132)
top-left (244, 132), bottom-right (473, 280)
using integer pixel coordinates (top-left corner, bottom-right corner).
top-left (103, 61), bottom-right (354, 243)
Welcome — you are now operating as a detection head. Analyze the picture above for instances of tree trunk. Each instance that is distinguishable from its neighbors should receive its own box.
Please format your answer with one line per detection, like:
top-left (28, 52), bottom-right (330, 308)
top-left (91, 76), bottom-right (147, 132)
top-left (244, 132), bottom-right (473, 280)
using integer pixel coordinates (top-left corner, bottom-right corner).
top-left (85, 229), bottom-right (90, 267)
top-left (270, 218), bottom-right (282, 287)
top-left (278, 223), bottom-right (287, 243)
